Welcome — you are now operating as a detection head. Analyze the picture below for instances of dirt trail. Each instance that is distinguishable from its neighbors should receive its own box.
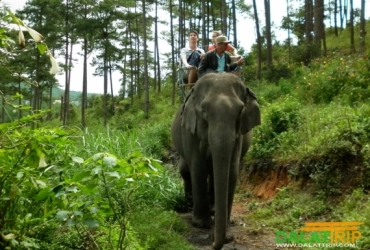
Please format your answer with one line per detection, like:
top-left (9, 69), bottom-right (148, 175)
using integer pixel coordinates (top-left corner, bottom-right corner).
top-left (179, 201), bottom-right (278, 250)
top-left (178, 167), bottom-right (291, 250)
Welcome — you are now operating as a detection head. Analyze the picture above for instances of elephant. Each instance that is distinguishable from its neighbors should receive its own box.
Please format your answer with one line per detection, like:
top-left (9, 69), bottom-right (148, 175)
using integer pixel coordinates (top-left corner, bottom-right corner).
top-left (171, 72), bottom-right (261, 250)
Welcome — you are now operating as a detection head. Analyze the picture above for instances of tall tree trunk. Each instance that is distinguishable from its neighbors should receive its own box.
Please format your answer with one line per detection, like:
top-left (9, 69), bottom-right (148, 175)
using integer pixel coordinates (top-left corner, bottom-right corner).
top-left (221, 0), bottom-right (227, 34)
top-left (334, 0), bottom-right (338, 36)
top-left (155, 0), bottom-right (161, 93)
top-left (305, 0), bottom-right (314, 64)
top-left (103, 35), bottom-right (108, 127)
top-left (63, 0), bottom-right (70, 126)
top-left (286, 0), bottom-right (291, 63)
top-left (340, 0), bottom-right (344, 29)
top-left (130, 50), bottom-right (134, 105)
top-left (127, 20), bottom-right (134, 106)
top-left (179, 0), bottom-right (184, 48)
top-left (170, 0), bottom-right (176, 105)
top-left (349, 0), bottom-right (355, 53)
top-left (322, 26), bottom-right (327, 56)
top-left (360, 0), bottom-right (366, 54)
top-left (123, 22), bottom-right (129, 99)
top-left (109, 58), bottom-right (114, 115)
top-left (207, 2), bottom-right (210, 37)
top-left (201, 0), bottom-right (206, 48)
top-left (128, 19), bottom-right (134, 105)
top-left (18, 78), bottom-right (22, 119)
top-left (60, 95), bottom-right (64, 121)
top-left (67, 39), bottom-right (73, 117)
top-left (32, 54), bottom-right (40, 115)
top-left (142, 0), bottom-right (149, 118)
top-left (109, 59), bottom-right (114, 99)
top-left (314, 0), bottom-right (324, 55)
top-left (264, 0), bottom-right (272, 70)
top-left (48, 79), bottom-right (53, 120)
top-left (211, 2), bottom-right (215, 29)
top-left (154, 0), bottom-right (158, 91)
top-left (135, 5), bottom-right (141, 99)
top-left (82, 37), bottom-right (87, 127)
top-left (252, 0), bottom-right (262, 79)
top-left (231, 0), bottom-right (237, 45)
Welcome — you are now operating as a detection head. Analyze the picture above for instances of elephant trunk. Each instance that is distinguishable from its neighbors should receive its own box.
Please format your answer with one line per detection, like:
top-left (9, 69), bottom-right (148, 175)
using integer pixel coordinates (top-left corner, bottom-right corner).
top-left (209, 130), bottom-right (235, 250)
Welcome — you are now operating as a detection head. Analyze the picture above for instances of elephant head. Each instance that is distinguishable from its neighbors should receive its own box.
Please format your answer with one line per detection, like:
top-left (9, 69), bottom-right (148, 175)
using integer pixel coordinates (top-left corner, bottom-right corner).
top-left (181, 73), bottom-right (260, 138)
top-left (173, 72), bottom-right (260, 250)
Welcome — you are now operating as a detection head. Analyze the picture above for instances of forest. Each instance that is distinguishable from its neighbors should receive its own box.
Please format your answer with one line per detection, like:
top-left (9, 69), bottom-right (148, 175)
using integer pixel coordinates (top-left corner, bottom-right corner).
top-left (1, 0), bottom-right (370, 249)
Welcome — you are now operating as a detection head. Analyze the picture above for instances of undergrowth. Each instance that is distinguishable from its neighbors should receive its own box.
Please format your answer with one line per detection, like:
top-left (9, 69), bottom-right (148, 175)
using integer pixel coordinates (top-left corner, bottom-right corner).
top-left (243, 187), bottom-right (370, 249)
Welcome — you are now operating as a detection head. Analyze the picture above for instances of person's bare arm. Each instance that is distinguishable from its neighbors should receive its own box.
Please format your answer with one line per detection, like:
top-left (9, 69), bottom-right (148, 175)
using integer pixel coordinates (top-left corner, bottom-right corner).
top-left (230, 44), bottom-right (238, 56)
top-left (180, 48), bottom-right (193, 69)
top-left (227, 44), bottom-right (241, 60)
top-left (229, 56), bottom-right (244, 71)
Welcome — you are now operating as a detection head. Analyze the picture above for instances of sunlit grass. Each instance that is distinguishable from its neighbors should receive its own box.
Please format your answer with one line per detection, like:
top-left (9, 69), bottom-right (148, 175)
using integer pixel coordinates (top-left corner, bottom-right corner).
top-left (244, 188), bottom-right (370, 249)
top-left (273, 103), bottom-right (370, 161)
top-left (73, 119), bottom-right (172, 160)
top-left (131, 208), bottom-right (194, 250)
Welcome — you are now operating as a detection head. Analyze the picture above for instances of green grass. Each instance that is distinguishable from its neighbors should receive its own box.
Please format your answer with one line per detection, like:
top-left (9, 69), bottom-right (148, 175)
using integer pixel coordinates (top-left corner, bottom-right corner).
top-left (72, 119), bottom-right (172, 160)
top-left (243, 188), bottom-right (370, 250)
top-left (130, 209), bottom-right (194, 250)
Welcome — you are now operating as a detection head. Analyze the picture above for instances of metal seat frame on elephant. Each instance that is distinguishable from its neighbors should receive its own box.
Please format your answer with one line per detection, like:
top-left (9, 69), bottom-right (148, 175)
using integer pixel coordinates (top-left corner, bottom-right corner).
top-left (176, 61), bottom-right (196, 101)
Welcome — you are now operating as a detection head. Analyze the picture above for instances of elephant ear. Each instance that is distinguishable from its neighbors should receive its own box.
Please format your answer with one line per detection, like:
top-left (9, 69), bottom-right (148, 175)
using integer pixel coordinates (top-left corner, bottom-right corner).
top-left (241, 87), bottom-right (261, 134)
top-left (181, 88), bottom-right (197, 134)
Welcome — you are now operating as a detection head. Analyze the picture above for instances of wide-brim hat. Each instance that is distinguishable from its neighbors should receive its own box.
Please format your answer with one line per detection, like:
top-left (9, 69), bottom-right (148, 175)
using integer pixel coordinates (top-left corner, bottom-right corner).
top-left (216, 35), bottom-right (232, 44)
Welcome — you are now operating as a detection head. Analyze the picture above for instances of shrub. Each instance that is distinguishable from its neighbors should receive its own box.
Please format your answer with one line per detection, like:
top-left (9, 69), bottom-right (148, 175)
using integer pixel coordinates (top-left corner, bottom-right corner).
top-left (138, 122), bottom-right (172, 159)
top-left (257, 78), bottom-right (293, 103)
top-left (263, 64), bottom-right (292, 83)
top-left (0, 111), bottom-right (77, 249)
top-left (249, 96), bottom-right (301, 158)
top-left (131, 209), bottom-right (194, 250)
top-left (295, 54), bottom-right (370, 105)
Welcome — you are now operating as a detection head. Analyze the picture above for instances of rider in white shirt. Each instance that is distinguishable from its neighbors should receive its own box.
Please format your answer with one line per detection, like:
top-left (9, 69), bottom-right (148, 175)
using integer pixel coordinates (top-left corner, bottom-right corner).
top-left (180, 30), bottom-right (205, 85)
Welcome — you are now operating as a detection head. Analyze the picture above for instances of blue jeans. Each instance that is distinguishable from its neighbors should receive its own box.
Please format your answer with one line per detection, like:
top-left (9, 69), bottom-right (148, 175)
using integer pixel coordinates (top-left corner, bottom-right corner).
top-left (187, 51), bottom-right (201, 67)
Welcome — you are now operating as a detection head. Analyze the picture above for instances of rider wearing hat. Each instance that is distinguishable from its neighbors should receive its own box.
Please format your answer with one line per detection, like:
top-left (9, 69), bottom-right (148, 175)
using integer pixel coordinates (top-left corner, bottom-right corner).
top-left (198, 35), bottom-right (244, 78)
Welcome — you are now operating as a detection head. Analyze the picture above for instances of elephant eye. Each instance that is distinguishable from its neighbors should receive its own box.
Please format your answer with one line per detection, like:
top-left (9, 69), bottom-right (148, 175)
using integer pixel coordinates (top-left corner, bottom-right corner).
top-left (201, 108), bottom-right (207, 119)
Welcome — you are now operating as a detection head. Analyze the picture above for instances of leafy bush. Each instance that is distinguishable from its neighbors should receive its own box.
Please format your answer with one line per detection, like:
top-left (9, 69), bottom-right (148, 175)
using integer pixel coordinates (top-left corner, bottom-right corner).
top-left (0, 111), bottom-right (76, 249)
top-left (269, 100), bottom-right (300, 134)
top-left (138, 122), bottom-right (172, 159)
top-left (290, 44), bottom-right (321, 65)
top-left (256, 78), bottom-right (293, 103)
top-left (263, 64), bottom-right (292, 83)
top-left (295, 54), bottom-right (370, 105)
top-left (249, 96), bottom-right (301, 158)
top-left (0, 110), bottom-right (189, 249)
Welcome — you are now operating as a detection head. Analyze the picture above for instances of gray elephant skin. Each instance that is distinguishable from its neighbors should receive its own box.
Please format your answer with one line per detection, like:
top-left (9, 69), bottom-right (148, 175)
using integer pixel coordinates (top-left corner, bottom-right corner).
top-left (171, 72), bottom-right (261, 250)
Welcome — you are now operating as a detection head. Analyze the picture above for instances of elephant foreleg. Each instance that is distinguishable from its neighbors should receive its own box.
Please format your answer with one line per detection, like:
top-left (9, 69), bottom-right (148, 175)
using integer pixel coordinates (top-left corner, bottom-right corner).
top-left (179, 157), bottom-right (193, 211)
top-left (191, 158), bottom-right (212, 228)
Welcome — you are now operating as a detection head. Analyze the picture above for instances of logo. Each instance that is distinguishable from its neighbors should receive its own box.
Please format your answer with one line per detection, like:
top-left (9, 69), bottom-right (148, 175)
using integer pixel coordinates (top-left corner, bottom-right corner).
top-left (276, 222), bottom-right (363, 248)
